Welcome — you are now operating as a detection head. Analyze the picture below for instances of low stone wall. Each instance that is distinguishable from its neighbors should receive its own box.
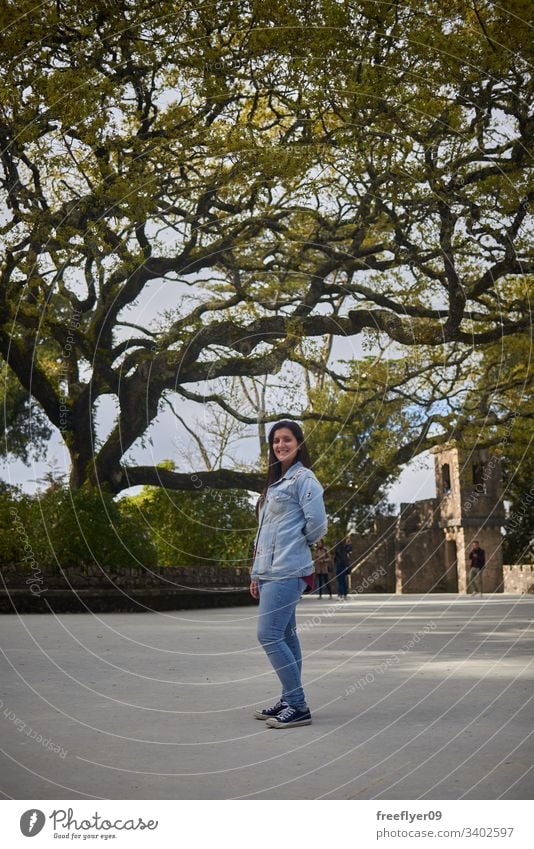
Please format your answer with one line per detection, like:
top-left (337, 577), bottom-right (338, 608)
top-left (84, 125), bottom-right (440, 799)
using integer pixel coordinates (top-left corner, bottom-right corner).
top-left (0, 563), bottom-right (254, 613)
top-left (502, 564), bottom-right (534, 594)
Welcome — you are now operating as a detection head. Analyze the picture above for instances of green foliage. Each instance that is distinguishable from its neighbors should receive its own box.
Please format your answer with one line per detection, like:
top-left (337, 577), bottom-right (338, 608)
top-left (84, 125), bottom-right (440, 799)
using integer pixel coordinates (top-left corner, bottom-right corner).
top-left (305, 367), bottom-right (407, 532)
top-left (503, 452), bottom-right (534, 564)
top-left (0, 476), bottom-right (255, 571)
top-left (120, 485), bottom-right (256, 568)
top-left (0, 483), bottom-right (29, 563)
top-left (491, 336), bottom-right (533, 564)
top-left (457, 322), bottom-right (533, 562)
top-left (1, 360), bottom-right (52, 463)
top-left (0, 484), bottom-right (157, 571)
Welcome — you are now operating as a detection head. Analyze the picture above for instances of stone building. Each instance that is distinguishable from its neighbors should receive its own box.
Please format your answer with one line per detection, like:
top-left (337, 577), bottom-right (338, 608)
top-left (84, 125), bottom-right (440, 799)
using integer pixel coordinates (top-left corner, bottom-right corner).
top-left (349, 443), bottom-right (506, 594)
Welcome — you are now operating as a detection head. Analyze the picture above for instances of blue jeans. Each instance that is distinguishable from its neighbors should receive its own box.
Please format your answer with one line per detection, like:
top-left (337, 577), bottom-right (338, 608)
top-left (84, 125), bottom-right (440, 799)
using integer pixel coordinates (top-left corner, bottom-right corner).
top-left (336, 570), bottom-right (348, 596)
top-left (257, 578), bottom-right (308, 710)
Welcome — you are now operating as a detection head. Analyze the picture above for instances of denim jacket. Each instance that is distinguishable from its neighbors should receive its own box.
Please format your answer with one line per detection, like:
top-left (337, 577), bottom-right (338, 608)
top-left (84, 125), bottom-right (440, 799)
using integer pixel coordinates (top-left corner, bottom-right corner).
top-left (251, 461), bottom-right (328, 580)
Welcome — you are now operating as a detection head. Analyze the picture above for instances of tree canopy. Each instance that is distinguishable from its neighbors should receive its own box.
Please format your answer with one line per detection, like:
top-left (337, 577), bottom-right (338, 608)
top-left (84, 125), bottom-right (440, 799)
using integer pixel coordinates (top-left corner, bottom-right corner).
top-left (120, 480), bottom-right (256, 567)
top-left (0, 0), bottom-right (532, 498)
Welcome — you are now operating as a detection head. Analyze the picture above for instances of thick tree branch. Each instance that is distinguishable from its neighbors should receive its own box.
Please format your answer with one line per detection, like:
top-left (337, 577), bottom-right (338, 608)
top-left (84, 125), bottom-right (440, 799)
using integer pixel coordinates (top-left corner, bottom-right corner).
top-left (115, 465), bottom-right (264, 495)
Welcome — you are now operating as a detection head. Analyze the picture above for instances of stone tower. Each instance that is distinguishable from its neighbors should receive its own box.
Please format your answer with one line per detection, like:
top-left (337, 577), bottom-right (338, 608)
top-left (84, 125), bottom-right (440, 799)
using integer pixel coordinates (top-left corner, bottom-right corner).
top-left (431, 443), bottom-right (505, 593)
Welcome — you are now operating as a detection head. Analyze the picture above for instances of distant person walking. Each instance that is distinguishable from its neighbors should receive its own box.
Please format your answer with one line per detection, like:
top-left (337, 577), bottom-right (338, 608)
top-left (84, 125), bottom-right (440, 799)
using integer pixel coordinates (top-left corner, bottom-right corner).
top-left (467, 540), bottom-right (486, 596)
top-left (314, 539), bottom-right (333, 599)
top-left (249, 420), bottom-right (328, 728)
top-left (335, 535), bottom-right (353, 599)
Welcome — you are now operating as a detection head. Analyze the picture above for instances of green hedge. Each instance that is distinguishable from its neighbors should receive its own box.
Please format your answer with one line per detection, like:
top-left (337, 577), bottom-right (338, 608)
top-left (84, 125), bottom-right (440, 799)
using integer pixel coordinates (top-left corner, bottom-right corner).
top-left (1, 484), bottom-right (157, 571)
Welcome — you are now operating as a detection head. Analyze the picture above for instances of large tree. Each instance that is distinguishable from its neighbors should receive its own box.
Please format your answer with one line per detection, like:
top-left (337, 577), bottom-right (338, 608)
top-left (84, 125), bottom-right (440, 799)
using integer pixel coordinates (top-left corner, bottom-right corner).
top-left (0, 0), bottom-right (531, 495)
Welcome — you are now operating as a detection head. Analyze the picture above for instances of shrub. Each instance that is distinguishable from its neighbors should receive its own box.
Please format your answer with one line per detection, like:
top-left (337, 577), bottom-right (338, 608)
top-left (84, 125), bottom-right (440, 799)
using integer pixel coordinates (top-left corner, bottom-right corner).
top-left (0, 484), bottom-right (157, 572)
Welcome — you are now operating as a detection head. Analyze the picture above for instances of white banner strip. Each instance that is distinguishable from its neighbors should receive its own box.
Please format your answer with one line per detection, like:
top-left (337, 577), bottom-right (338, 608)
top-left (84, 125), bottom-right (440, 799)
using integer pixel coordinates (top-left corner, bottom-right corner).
top-left (2, 799), bottom-right (530, 847)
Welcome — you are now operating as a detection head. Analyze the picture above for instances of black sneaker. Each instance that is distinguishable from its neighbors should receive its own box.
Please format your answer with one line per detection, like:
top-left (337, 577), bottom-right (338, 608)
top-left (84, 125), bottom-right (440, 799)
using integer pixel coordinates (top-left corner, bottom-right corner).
top-left (254, 699), bottom-right (288, 720)
top-left (265, 705), bottom-right (312, 728)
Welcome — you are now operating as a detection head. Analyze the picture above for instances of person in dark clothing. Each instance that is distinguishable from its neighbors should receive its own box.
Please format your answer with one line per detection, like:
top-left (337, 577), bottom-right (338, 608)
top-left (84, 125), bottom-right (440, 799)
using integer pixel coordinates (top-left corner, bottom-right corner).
top-left (467, 539), bottom-right (486, 596)
top-left (313, 539), bottom-right (333, 599)
top-left (334, 536), bottom-right (352, 599)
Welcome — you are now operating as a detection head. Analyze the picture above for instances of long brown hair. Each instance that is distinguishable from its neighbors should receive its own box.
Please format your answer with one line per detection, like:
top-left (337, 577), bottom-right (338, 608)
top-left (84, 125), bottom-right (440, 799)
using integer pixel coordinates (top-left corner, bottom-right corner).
top-left (257, 420), bottom-right (312, 511)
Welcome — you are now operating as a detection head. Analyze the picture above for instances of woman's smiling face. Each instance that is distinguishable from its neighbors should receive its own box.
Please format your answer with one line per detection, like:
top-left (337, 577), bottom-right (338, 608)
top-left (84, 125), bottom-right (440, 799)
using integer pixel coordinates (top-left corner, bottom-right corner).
top-left (272, 427), bottom-right (300, 469)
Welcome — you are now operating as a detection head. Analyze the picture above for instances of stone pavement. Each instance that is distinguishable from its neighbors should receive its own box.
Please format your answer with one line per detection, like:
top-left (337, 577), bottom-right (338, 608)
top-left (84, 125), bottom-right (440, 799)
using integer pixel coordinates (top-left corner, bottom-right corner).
top-left (1, 594), bottom-right (532, 800)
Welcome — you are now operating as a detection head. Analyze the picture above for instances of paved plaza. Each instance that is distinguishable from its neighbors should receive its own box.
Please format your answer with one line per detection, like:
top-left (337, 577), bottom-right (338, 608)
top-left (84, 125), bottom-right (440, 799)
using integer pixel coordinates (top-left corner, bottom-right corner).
top-left (1, 594), bottom-right (532, 800)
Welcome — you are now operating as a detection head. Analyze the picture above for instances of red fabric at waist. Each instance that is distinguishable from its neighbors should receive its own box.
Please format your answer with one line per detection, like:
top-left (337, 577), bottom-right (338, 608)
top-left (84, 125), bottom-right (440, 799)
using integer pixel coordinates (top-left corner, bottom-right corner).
top-left (302, 574), bottom-right (315, 594)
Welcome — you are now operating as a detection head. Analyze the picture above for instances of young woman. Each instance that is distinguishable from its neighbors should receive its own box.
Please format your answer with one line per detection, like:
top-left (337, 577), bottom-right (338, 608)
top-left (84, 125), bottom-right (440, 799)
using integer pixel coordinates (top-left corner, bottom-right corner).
top-left (250, 420), bottom-right (328, 728)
